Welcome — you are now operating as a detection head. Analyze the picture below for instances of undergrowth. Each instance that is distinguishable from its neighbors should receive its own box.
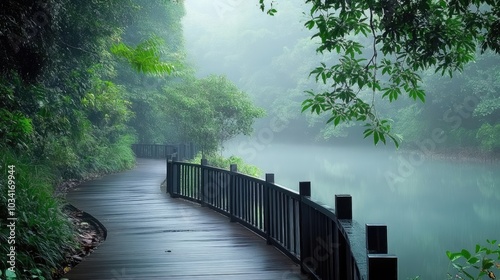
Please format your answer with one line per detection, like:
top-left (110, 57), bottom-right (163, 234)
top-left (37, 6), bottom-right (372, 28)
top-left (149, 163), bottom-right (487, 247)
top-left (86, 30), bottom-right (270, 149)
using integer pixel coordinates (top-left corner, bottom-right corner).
top-left (0, 133), bottom-right (136, 279)
top-left (190, 153), bottom-right (262, 177)
top-left (0, 152), bottom-right (77, 279)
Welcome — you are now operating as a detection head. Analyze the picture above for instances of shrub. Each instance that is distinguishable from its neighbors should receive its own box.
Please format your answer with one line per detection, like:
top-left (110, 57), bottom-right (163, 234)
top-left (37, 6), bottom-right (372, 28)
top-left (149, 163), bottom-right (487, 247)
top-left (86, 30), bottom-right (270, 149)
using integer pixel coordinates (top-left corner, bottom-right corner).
top-left (190, 153), bottom-right (262, 177)
top-left (0, 151), bottom-right (78, 279)
top-left (476, 123), bottom-right (500, 152)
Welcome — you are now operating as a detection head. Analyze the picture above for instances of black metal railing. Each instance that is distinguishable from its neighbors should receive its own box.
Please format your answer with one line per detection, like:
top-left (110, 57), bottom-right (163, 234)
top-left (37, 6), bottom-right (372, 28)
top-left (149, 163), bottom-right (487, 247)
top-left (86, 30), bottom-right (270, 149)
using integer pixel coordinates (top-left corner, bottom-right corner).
top-left (166, 159), bottom-right (397, 280)
top-left (132, 143), bottom-right (197, 160)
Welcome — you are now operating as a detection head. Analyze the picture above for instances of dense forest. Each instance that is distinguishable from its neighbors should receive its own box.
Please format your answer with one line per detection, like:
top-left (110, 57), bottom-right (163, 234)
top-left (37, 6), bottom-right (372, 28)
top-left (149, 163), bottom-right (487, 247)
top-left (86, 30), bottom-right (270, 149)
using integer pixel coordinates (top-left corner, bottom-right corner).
top-left (0, 1), bottom-right (263, 278)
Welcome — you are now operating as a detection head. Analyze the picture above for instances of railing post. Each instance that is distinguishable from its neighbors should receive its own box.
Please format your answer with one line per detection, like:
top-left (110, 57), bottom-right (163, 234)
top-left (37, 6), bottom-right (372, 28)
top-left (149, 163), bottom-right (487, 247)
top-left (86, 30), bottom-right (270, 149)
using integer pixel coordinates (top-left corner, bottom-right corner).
top-left (171, 156), bottom-right (179, 198)
top-left (166, 157), bottom-right (172, 194)
top-left (335, 194), bottom-right (352, 279)
top-left (264, 173), bottom-right (274, 245)
top-left (299, 181), bottom-right (311, 274)
top-left (335, 195), bottom-right (352, 220)
top-left (200, 158), bottom-right (208, 206)
top-left (366, 224), bottom-right (397, 279)
top-left (366, 224), bottom-right (388, 254)
top-left (367, 254), bottom-right (397, 280)
top-left (229, 164), bottom-right (238, 222)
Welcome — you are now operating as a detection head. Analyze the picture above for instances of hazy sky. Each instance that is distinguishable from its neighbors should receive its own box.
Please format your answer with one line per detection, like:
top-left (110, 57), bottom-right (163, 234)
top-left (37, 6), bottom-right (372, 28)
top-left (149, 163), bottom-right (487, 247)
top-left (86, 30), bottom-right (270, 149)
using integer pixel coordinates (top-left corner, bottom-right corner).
top-left (181, 1), bottom-right (327, 141)
top-left (182, 0), bottom-right (313, 80)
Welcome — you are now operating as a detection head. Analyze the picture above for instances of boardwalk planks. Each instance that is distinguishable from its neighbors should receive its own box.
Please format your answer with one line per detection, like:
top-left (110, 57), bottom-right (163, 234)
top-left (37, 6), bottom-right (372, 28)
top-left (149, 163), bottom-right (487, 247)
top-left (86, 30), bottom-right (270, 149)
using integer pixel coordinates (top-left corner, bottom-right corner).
top-left (64, 159), bottom-right (303, 279)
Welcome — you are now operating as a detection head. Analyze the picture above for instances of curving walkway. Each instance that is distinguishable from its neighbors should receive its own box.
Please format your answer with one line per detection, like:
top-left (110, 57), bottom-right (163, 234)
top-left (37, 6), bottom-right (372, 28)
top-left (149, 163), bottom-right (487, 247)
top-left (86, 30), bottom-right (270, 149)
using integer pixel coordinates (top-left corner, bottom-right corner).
top-left (64, 159), bottom-right (304, 280)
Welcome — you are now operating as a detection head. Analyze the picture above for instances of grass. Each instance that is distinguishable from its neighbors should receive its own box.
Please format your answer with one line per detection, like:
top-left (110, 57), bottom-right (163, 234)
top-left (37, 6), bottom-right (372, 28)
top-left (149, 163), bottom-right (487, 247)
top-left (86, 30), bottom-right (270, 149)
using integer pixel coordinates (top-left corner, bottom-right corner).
top-left (0, 152), bottom-right (77, 279)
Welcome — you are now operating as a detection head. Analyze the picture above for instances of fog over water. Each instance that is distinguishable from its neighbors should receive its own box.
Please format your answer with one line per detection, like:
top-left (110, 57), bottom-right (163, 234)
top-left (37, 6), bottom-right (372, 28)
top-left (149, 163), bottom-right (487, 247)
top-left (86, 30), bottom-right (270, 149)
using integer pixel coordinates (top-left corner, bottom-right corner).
top-left (182, 2), bottom-right (500, 279)
top-left (223, 142), bottom-right (500, 279)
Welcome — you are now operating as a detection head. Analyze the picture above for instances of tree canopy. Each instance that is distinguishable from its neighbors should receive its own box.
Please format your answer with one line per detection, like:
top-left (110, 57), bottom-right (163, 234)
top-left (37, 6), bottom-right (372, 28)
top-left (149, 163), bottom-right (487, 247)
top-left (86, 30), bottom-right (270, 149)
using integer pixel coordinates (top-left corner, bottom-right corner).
top-left (259, 0), bottom-right (500, 146)
top-left (163, 75), bottom-right (265, 155)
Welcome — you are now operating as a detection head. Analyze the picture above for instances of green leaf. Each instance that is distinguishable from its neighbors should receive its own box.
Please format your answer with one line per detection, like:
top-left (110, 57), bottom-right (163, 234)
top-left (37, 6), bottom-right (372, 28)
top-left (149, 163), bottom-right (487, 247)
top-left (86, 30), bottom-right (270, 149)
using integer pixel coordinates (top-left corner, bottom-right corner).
top-left (5, 270), bottom-right (16, 279)
top-left (334, 116), bottom-right (341, 126)
top-left (302, 102), bottom-right (313, 113)
top-left (467, 257), bottom-right (480, 264)
top-left (482, 258), bottom-right (494, 270)
top-left (374, 131), bottom-right (379, 145)
top-left (461, 249), bottom-right (472, 260)
top-left (363, 128), bottom-right (374, 138)
top-left (379, 132), bottom-right (386, 144)
top-left (446, 251), bottom-right (462, 262)
top-left (388, 134), bottom-right (400, 148)
top-left (416, 91), bottom-right (426, 103)
top-left (266, 8), bottom-right (277, 15)
top-left (305, 20), bottom-right (315, 29)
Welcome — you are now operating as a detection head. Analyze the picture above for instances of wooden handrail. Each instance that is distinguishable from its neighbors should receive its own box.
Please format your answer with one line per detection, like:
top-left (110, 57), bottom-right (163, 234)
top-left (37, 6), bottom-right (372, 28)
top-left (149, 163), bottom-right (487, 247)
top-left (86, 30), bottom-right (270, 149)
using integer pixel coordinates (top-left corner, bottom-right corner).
top-left (166, 159), bottom-right (398, 280)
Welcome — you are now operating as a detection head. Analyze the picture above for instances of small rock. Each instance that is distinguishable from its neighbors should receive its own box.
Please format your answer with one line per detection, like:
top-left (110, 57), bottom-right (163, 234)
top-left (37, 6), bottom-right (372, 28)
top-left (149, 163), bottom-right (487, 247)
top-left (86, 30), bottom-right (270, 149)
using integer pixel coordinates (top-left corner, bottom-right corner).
top-left (80, 222), bottom-right (89, 228)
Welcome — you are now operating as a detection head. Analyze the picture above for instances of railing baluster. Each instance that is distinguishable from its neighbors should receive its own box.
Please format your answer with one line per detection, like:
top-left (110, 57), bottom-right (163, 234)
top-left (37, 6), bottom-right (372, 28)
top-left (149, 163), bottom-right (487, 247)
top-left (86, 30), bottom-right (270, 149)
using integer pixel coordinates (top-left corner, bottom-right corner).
top-left (167, 161), bottom-right (397, 280)
top-left (229, 164), bottom-right (237, 222)
top-left (201, 159), bottom-right (208, 206)
top-left (264, 174), bottom-right (273, 245)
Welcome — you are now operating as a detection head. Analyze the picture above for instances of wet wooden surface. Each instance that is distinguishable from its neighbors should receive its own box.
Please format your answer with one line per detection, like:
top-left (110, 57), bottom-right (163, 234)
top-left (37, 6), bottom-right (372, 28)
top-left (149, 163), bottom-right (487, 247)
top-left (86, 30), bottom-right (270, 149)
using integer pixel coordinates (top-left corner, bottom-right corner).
top-left (64, 159), bottom-right (304, 279)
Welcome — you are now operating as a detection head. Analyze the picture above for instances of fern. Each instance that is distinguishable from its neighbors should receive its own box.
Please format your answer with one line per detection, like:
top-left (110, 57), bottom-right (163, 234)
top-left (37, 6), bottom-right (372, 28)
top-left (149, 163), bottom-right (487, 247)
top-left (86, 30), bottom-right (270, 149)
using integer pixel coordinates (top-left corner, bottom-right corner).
top-left (111, 36), bottom-right (175, 76)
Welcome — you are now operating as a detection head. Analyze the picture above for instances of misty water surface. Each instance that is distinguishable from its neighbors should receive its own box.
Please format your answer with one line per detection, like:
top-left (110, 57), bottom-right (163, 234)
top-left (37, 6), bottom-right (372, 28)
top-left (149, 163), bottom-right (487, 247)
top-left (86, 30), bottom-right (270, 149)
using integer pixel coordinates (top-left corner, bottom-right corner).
top-left (223, 142), bottom-right (500, 279)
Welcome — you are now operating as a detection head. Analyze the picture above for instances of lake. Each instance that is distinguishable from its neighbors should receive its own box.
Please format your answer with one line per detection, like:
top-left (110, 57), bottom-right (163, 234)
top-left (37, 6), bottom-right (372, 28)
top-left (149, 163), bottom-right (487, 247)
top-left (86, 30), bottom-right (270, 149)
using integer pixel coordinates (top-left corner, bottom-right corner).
top-left (223, 142), bottom-right (500, 279)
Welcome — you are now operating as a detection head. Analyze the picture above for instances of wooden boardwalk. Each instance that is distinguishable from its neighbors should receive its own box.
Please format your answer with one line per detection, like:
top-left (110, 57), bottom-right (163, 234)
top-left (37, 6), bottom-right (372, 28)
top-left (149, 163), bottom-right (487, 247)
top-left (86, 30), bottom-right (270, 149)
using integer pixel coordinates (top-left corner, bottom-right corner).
top-left (64, 159), bottom-right (304, 280)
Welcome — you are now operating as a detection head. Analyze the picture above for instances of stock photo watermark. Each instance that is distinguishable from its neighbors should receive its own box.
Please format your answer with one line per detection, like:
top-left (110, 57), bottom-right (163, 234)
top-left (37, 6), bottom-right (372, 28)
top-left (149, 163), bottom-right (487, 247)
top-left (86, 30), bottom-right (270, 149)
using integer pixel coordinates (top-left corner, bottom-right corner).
top-left (212, 0), bottom-right (245, 19)
top-left (385, 94), bottom-right (486, 190)
top-left (6, 165), bottom-right (17, 274)
top-left (282, 234), bottom-right (339, 279)
top-left (237, 116), bottom-right (289, 161)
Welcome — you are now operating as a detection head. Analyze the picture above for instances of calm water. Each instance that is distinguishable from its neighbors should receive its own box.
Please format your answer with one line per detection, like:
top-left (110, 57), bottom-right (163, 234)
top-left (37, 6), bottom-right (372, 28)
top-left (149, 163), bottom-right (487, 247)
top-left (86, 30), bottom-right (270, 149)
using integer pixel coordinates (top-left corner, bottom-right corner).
top-left (223, 142), bottom-right (500, 279)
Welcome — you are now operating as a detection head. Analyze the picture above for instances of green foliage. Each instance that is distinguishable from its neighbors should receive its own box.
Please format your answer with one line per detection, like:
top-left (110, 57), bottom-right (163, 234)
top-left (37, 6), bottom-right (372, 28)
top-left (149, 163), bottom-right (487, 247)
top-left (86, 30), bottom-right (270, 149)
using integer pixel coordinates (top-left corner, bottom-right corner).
top-left (111, 36), bottom-right (175, 76)
top-left (0, 109), bottom-right (33, 149)
top-left (0, 269), bottom-right (18, 279)
top-left (0, 152), bottom-right (78, 279)
top-left (446, 240), bottom-right (500, 280)
top-left (392, 104), bottom-right (424, 143)
top-left (474, 98), bottom-right (500, 118)
top-left (163, 75), bottom-right (265, 155)
top-left (190, 153), bottom-right (262, 177)
top-left (0, 1), bottom-right (167, 277)
top-left (112, 0), bottom-right (188, 144)
top-left (259, 0), bottom-right (500, 147)
top-left (199, 75), bottom-right (266, 147)
top-left (82, 79), bottom-right (133, 137)
top-left (384, 51), bottom-right (500, 152)
top-left (476, 123), bottom-right (500, 152)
